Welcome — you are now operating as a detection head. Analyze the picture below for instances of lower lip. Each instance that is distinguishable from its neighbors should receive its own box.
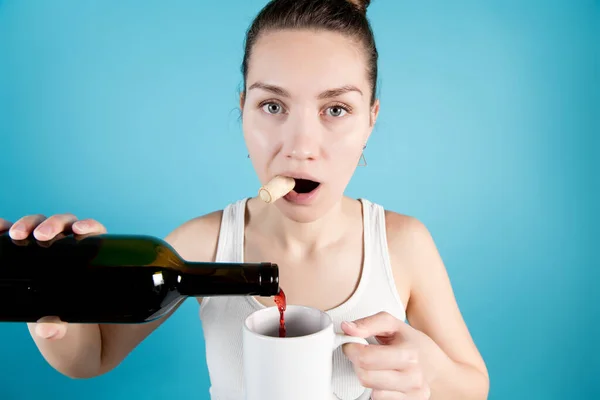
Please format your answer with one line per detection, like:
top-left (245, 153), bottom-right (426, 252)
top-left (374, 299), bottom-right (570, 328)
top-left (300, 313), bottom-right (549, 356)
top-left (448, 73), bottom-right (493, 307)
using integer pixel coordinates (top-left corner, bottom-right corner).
top-left (283, 184), bottom-right (321, 205)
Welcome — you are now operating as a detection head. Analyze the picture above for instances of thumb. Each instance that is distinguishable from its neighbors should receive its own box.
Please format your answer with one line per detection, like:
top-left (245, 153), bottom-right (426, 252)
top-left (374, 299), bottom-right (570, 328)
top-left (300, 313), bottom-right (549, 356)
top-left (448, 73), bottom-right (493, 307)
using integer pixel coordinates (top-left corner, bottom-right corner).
top-left (35, 316), bottom-right (68, 340)
top-left (341, 311), bottom-right (412, 340)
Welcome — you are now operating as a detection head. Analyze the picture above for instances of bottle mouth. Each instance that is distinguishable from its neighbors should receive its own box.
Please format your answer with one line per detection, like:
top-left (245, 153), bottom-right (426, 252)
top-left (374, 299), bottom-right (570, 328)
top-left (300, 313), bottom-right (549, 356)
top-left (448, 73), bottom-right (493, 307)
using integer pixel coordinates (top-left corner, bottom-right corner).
top-left (257, 262), bottom-right (280, 296)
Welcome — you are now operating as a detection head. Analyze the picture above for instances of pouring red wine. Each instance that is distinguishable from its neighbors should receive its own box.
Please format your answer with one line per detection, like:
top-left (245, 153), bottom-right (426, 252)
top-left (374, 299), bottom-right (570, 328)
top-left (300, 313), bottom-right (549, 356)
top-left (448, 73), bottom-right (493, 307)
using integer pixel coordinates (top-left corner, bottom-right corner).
top-left (273, 288), bottom-right (287, 337)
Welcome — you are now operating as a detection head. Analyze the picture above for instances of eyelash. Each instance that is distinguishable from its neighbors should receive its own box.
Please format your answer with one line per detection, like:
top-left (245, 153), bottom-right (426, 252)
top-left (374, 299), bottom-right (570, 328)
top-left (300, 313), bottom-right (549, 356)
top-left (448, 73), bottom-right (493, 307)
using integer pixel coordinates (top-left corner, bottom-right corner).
top-left (326, 102), bottom-right (352, 116)
top-left (259, 100), bottom-right (352, 117)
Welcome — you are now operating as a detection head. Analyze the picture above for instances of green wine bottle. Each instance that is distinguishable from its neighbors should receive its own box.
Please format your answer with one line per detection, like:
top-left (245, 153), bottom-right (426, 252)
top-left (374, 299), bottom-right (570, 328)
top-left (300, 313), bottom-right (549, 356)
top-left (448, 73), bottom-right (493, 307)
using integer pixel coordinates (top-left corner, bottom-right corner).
top-left (0, 232), bottom-right (279, 323)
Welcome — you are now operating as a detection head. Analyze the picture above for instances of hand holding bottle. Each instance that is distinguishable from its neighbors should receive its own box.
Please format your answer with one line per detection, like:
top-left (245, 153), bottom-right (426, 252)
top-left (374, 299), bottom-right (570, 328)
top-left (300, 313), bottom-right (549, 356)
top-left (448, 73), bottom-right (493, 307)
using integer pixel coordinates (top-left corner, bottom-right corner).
top-left (5, 213), bottom-right (107, 242)
top-left (1, 211), bottom-right (279, 378)
top-left (1, 213), bottom-right (107, 340)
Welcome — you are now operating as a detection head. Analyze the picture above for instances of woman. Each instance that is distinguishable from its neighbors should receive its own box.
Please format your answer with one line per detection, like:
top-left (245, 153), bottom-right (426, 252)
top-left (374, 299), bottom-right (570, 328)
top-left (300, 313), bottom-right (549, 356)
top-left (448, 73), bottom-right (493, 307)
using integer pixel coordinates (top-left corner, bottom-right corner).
top-left (2, 0), bottom-right (489, 398)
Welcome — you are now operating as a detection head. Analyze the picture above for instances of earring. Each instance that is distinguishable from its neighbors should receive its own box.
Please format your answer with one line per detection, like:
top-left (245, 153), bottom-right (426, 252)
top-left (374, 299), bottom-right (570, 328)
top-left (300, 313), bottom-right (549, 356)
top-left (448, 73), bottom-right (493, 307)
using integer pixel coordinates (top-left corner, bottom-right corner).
top-left (358, 144), bottom-right (367, 167)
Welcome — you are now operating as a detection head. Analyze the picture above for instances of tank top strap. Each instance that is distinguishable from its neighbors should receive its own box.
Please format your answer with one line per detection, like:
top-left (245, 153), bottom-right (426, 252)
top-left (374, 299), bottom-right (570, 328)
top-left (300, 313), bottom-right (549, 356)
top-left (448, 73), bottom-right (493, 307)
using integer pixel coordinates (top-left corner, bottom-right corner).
top-left (361, 198), bottom-right (406, 317)
top-left (201, 198), bottom-right (248, 313)
top-left (214, 198), bottom-right (248, 264)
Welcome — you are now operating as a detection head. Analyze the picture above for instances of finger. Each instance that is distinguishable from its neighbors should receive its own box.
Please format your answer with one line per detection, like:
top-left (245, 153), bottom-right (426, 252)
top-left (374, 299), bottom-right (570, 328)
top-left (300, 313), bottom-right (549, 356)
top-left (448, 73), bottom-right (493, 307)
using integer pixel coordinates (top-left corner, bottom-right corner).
top-left (370, 389), bottom-right (403, 399)
top-left (343, 342), bottom-right (418, 371)
top-left (414, 385), bottom-right (431, 400)
top-left (9, 214), bottom-right (47, 240)
top-left (35, 316), bottom-right (68, 340)
top-left (72, 218), bottom-right (107, 236)
top-left (0, 218), bottom-right (13, 232)
top-left (371, 387), bottom-right (430, 400)
top-left (342, 311), bottom-right (411, 341)
top-left (354, 364), bottom-right (425, 393)
top-left (33, 213), bottom-right (78, 241)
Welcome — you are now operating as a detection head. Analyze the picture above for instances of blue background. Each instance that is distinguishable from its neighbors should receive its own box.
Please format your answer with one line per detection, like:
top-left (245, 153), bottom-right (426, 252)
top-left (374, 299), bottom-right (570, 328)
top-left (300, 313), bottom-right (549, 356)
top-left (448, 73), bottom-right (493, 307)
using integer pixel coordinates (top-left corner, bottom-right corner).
top-left (0, 1), bottom-right (597, 399)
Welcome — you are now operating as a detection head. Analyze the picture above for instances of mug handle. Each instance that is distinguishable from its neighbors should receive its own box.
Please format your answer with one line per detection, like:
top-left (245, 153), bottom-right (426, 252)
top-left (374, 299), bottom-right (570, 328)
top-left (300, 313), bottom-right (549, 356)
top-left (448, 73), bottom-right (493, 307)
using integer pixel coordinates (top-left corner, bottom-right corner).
top-left (331, 333), bottom-right (372, 400)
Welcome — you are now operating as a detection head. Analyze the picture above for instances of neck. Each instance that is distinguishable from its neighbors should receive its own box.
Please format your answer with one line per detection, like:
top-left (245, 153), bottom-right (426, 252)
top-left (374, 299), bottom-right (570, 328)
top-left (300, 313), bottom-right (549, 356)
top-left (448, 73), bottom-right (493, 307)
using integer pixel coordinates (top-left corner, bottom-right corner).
top-left (250, 197), bottom-right (358, 255)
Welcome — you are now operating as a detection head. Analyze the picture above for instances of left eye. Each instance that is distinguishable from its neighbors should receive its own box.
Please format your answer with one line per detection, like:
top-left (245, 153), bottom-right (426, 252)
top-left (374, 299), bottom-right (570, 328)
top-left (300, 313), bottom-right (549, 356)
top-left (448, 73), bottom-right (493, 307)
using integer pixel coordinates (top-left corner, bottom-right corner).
top-left (327, 106), bottom-right (347, 117)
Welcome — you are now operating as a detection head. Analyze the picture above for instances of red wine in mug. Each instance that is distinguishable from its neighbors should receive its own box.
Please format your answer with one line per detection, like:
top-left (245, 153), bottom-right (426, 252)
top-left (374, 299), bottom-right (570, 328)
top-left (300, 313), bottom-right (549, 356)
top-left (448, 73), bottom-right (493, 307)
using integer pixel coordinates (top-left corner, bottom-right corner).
top-left (242, 305), bottom-right (373, 400)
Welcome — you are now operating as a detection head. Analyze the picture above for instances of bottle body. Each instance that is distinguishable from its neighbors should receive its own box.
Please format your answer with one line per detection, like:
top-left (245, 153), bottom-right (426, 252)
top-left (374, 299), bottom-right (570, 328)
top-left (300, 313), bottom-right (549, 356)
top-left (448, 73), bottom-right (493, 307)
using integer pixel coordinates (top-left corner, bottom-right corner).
top-left (0, 232), bottom-right (279, 323)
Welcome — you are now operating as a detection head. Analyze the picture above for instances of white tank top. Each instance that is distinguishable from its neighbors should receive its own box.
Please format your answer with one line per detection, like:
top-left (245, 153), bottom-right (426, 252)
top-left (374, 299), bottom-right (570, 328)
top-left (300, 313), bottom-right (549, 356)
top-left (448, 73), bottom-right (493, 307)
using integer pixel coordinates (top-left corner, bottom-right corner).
top-left (199, 198), bottom-right (407, 400)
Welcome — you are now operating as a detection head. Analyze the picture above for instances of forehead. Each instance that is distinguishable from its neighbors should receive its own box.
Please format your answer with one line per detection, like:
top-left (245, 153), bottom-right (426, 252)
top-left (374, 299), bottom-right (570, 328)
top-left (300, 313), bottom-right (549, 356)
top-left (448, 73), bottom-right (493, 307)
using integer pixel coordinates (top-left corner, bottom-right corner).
top-left (246, 29), bottom-right (369, 94)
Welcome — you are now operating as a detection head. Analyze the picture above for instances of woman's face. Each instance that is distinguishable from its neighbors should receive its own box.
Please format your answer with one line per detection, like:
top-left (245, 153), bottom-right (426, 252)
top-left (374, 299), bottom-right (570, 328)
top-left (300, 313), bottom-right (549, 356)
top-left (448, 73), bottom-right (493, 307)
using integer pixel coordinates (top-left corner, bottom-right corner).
top-left (241, 29), bottom-right (379, 223)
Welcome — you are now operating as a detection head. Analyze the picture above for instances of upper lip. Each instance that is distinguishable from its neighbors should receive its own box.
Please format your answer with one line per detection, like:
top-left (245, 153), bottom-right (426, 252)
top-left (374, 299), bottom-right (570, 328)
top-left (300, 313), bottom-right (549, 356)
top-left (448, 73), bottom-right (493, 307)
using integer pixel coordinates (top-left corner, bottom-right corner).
top-left (278, 171), bottom-right (321, 183)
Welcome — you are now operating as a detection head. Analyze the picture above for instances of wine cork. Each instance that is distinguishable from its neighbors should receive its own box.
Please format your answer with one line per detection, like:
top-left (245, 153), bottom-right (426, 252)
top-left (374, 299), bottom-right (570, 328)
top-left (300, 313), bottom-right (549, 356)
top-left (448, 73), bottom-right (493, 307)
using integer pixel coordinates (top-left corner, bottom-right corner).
top-left (258, 176), bottom-right (295, 203)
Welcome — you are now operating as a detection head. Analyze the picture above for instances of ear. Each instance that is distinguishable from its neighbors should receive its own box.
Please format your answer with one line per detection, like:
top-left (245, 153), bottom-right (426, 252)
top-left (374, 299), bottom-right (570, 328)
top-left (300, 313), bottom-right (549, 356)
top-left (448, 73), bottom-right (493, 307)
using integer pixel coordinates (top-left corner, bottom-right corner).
top-left (370, 99), bottom-right (380, 127)
top-left (239, 92), bottom-right (246, 112)
top-left (364, 99), bottom-right (380, 143)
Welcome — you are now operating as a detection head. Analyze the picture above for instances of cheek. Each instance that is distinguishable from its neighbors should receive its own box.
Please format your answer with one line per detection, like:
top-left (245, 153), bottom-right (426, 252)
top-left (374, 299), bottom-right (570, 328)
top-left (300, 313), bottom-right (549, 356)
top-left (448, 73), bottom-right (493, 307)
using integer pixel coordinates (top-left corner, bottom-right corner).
top-left (325, 121), bottom-right (368, 166)
top-left (329, 144), bottom-right (363, 175)
top-left (243, 113), bottom-right (277, 154)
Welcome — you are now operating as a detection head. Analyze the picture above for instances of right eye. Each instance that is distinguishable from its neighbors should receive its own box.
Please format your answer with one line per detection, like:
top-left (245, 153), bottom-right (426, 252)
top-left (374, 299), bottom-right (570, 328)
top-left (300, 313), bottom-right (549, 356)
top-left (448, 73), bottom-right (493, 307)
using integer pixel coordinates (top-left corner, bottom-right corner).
top-left (261, 102), bottom-right (285, 115)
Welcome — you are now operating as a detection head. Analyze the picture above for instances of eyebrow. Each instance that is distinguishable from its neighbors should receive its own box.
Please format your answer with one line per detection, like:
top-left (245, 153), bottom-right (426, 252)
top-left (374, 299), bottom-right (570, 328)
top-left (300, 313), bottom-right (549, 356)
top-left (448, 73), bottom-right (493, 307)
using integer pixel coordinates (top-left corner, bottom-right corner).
top-left (247, 82), bottom-right (363, 99)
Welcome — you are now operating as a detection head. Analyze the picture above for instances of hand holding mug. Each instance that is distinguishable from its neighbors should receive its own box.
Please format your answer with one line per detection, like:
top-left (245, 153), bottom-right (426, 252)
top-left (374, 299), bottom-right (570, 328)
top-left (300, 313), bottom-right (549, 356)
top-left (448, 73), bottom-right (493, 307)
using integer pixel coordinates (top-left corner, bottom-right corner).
top-left (341, 311), bottom-right (439, 399)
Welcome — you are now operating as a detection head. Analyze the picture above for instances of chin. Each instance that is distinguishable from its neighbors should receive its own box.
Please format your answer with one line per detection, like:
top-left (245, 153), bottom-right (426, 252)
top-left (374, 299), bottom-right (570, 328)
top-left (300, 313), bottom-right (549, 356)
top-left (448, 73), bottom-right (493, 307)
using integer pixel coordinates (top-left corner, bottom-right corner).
top-left (274, 205), bottom-right (327, 223)
top-left (273, 194), bottom-right (342, 224)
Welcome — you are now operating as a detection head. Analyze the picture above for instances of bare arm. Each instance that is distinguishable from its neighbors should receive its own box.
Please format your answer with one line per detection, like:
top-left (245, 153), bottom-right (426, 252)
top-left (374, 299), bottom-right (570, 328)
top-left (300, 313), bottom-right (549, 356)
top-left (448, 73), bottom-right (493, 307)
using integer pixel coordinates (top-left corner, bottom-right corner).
top-left (386, 212), bottom-right (489, 400)
top-left (4, 210), bottom-right (222, 379)
top-left (92, 211), bottom-right (223, 377)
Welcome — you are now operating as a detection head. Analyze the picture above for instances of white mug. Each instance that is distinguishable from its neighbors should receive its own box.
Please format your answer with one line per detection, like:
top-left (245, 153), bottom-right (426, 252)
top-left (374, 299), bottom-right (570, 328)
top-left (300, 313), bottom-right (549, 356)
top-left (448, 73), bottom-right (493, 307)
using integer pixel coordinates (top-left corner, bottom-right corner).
top-left (242, 305), bottom-right (372, 400)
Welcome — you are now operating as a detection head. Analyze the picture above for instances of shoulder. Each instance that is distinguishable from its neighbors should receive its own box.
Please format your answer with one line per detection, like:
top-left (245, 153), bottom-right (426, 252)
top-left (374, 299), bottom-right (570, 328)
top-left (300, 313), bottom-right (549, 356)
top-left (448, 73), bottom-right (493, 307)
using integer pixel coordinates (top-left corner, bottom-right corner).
top-left (384, 209), bottom-right (435, 260)
top-left (383, 209), bottom-right (445, 297)
top-left (383, 209), bottom-right (429, 242)
top-left (164, 208), bottom-right (224, 263)
top-left (383, 210), bottom-right (436, 255)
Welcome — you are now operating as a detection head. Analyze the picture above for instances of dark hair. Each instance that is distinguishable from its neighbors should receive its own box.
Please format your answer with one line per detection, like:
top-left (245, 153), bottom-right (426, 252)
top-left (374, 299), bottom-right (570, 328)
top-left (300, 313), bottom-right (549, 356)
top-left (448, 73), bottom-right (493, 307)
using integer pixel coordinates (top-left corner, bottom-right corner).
top-left (241, 0), bottom-right (378, 105)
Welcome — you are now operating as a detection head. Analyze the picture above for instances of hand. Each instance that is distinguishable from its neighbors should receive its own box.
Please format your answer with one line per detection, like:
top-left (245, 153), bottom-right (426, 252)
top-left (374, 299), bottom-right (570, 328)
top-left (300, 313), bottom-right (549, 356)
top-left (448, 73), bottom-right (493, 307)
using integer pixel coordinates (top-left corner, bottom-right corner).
top-left (341, 311), bottom-right (441, 400)
top-left (1, 213), bottom-right (107, 340)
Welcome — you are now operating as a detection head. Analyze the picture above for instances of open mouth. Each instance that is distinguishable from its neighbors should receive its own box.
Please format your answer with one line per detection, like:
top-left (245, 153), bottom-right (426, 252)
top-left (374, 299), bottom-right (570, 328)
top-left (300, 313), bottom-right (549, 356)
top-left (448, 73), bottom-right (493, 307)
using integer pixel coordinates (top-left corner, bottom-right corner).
top-left (292, 178), bottom-right (320, 194)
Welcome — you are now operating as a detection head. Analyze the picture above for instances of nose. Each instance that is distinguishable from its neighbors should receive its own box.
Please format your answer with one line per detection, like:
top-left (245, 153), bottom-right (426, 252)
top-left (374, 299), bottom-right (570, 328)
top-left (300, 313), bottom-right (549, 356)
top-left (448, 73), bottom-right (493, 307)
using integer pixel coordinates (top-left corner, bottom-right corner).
top-left (282, 108), bottom-right (321, 162)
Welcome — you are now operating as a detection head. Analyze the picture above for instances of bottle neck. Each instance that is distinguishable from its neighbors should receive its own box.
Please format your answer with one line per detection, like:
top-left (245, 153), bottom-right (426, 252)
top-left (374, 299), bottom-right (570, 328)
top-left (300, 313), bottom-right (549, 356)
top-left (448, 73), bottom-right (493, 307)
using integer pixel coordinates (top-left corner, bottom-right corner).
top-left (176, 262), bottom-right (279, 297)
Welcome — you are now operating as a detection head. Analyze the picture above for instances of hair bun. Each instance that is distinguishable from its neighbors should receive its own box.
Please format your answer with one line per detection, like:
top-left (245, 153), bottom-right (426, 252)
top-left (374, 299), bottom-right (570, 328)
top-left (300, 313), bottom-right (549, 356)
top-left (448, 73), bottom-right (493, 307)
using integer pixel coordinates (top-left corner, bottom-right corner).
top-left (347, 0), bottom-right (371, 13)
